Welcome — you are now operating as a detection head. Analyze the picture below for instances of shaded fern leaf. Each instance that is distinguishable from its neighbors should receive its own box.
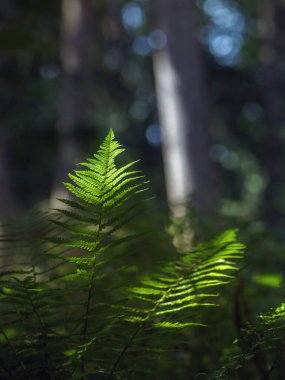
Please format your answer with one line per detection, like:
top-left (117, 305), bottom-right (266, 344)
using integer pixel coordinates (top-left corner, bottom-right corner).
top-left (0, 276), bottom-right (71, 379)
top-left (214, 302), bottom-right (285, 380)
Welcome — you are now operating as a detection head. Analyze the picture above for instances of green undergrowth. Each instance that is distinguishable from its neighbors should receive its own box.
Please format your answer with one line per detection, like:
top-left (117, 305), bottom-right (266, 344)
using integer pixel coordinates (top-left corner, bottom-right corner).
top-left (0, 129), bottom-right (251, 379)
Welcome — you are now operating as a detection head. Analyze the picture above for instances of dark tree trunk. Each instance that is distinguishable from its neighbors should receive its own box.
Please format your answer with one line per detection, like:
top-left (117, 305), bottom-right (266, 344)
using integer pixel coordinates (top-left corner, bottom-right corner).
top-left (51, 0), bottom-right (95, 207)
top-left (259, 0), bottom-right (285, 226)
top-left (0, 1), bottom-right (21, 220)
top-left (0, 127), bottom-right (19, 219)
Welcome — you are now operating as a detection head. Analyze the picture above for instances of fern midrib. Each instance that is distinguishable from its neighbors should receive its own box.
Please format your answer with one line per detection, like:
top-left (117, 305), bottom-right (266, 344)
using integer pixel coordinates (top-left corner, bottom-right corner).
top-left (0, 327), bottom-right (32, 380)
top-left (108, 249), bottom-right (242, 378)
top-left (22, 280), bottom-right (56, 380)
top-left (80, 133), bottom-right (113, 377)
top-left (107, 274), bottom-right (183, 378)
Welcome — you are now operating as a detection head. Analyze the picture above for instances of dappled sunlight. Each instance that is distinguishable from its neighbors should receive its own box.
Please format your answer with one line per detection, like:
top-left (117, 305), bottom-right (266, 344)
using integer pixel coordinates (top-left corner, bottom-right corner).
top-left (121, 2), bottom-right (145, 30)
top-left (199, 0), bottom-right (245, 65)
top-left (145, 124), bottom-right (162, 146)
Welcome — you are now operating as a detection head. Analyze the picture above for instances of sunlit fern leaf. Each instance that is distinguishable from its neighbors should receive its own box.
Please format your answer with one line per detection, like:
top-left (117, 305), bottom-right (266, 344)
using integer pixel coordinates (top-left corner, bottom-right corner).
top-left (0, 131), bottom-right (147, 379)
top-left (124, 230), bottom-right (244, 330)
top-left (51, 129), bottom-right (149, 254)
top-left (102, 230), bottom-right (244, 379)
top-left (46, 130), bottom-right (150, 378)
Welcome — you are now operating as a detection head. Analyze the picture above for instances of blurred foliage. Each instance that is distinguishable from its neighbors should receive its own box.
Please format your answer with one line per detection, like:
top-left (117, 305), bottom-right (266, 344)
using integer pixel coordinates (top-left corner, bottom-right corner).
top-left (0, 131), bottom-right (245, 379)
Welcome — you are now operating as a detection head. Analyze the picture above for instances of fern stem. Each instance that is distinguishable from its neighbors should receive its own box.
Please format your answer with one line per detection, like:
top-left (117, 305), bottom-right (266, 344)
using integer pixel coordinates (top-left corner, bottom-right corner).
top-left (80, 204), bottom-right (104, 375)
top-left (80, 135), bottom-right (113, 376)
top-left (80, 253), bottom-right (98, 375)
top-left (108, 324), bottom-right (142, 380)
top-left (108, 279), bottom-right (178, 378)
top-left (0, 328), bottom-right (32, 380)
top-left (80, 199), bottom-right (105, 375)
top-left (109, 258), bottom-right (231, 378)
top-left (22, 281), bottom-right (55, 379)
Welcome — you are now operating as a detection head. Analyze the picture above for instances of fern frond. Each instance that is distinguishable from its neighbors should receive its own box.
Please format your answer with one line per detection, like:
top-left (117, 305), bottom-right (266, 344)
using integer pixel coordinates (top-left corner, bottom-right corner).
top-left (103, 230), bottom-right (244, 379)
top-left (52, 129), bottom-right (148, 255)
top-left (48, 129), bottom-right (149, 377)
top-left (125, 230), bottom-right (244, 330)
top-left (0, 130), bottom-right (245, 380)
top-left (214, 302), bottom-right (285, 379)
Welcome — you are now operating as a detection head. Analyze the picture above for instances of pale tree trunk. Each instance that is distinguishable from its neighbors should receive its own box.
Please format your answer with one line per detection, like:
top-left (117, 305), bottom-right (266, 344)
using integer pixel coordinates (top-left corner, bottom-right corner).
top-left (50, 0), bottom-right (95, 207)
top-left (152, 0), bottom-right (219, 220)
top-left (259, 0), bottom-right (285, 226)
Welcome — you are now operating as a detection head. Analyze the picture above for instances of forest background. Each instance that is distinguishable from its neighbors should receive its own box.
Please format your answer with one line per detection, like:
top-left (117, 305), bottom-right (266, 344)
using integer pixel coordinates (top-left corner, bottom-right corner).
top-left (1, 0), bottom-right (285, 378)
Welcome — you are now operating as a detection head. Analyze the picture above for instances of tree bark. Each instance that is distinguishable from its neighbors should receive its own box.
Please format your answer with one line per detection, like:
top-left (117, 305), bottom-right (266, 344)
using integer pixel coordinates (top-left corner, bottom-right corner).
top-left (0, 0), bottom-right (21, 220)
top-left (0, 127), bottom-right (19, 219)
top-left (50, 0), bottom-right (95, 207)
top-left (259, 0), bottom-right (285, 225)
top-left (152, 0), bottom-right (219, 219)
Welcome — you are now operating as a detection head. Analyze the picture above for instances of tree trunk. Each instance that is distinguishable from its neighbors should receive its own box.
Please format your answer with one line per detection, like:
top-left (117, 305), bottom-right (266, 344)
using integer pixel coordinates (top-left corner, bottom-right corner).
top-left (259, 0), bottom-right (285, 226)
top-left (0, 127), bottom-right (19, 219)
top-left (152, 0), bottom-right (218, 219)
top-left (50, 0), bottom-right (95, 207)
top-left (0, 0), bottom-right (21, 219)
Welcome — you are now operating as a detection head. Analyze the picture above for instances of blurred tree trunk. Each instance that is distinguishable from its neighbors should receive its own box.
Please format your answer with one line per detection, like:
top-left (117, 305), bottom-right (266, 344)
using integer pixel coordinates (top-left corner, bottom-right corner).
top-left (0, 1), bottom-right (21, 220)
top-left (0, 126), bottom-right (19, 219)
top-left (50, 0), bottom-right (95, 207)
top-left (152, 0), bottom-right (219, 220)
top-left (259, 0), bottom-right (285, 226)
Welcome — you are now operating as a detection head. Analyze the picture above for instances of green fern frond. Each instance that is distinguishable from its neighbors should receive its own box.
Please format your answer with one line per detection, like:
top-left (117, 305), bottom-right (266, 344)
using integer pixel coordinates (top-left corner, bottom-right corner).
top-left (103, 230), bottom-right (244, 379)
top-left (0, 130), bottom-right (245, 380)
top-left (52, 129), bottom-right (148, 255)
top-left (125, 230), bottom-right (244, 330)
top-left (214, 301), bottom-right (285, 379)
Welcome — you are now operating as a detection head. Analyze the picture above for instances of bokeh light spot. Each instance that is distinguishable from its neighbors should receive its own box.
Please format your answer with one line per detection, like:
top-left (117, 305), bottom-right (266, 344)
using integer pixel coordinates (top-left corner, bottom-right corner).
top-left (210, 144), bottom-right (229, 162)
top-left (242, 103), bottom-right (263, 122)
top-left (148, 30), bottom-right (167, 50)
top-left (210, 144), bottom-right (239, 169)
top-left (146, 124), bottom-right (162, 145)
top-left (245, 174), bottom-right (265, 194)
top-left (201, 0), bottom-right (245, 66)
top-left (104, 49), bottom-right (124, 71)
top-left (130, 100), bottom-right (149, 121)
top-left (40, 63), bottom-right (60, 80)
top-left (133, 36), bottom-right (151, 56)
top-left (203, 0), bottom-right (245, 31)
top-left (210, 34), bottom-right (235, 57)
top-left (121, 2), bottom-right (145, 31)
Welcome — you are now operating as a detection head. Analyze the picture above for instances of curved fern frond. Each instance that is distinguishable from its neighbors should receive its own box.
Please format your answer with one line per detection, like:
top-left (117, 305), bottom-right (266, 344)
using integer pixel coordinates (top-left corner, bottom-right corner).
top-left (125, 230), bottom-right (244, 329)
top-left (105, 230), bottom-right (245, 378)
